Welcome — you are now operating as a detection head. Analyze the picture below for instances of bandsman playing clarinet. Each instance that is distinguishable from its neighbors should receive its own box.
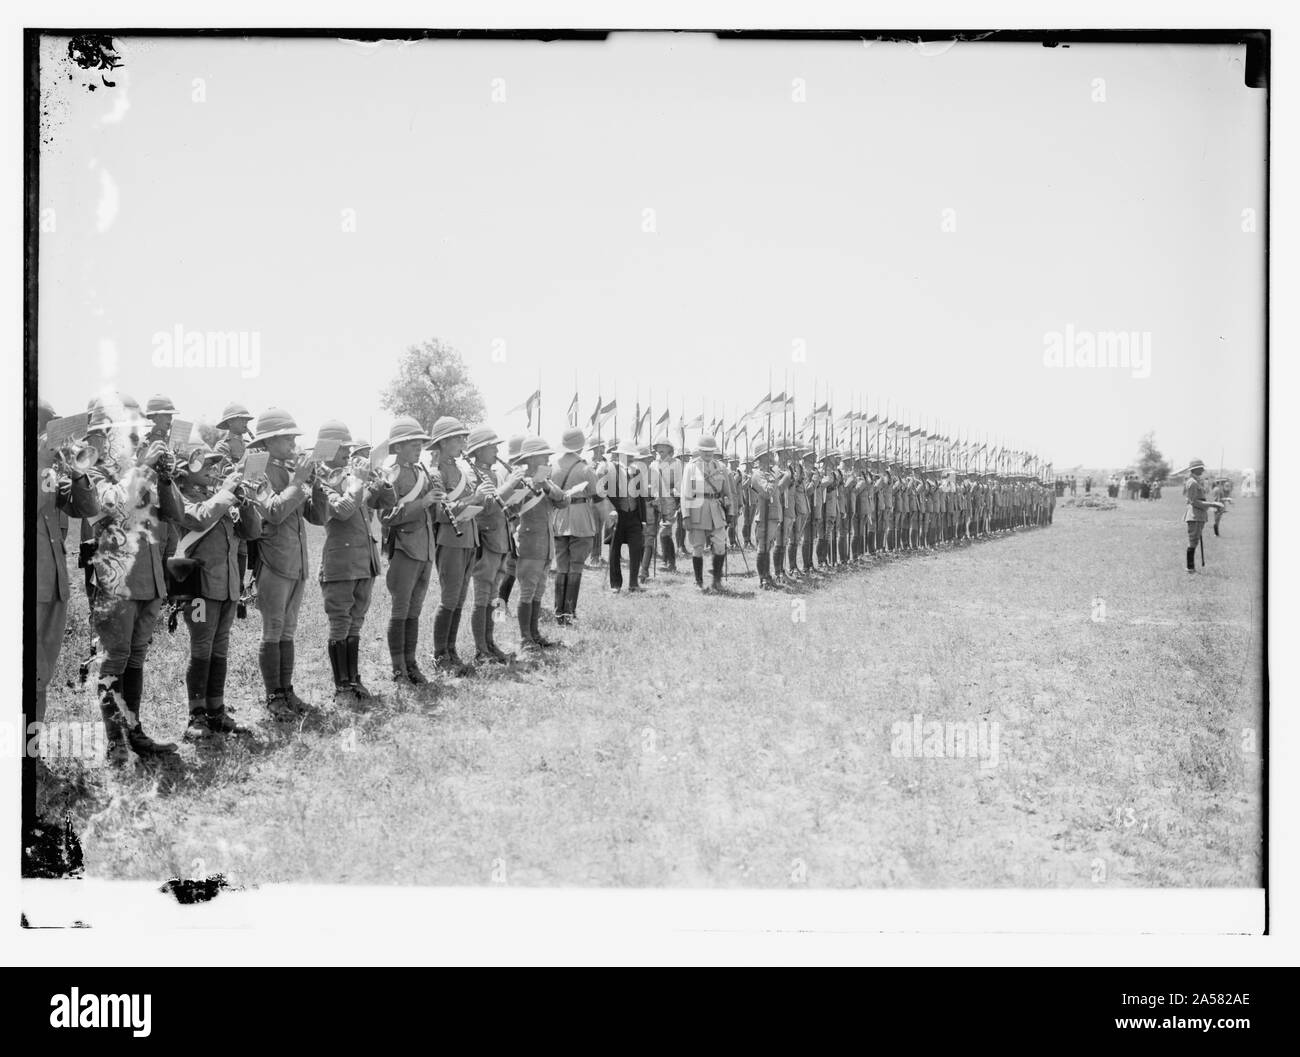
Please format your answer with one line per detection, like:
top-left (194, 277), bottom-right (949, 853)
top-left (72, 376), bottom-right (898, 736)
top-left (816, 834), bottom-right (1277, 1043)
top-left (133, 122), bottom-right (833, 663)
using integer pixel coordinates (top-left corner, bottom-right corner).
top-left (464, 427), bottom-right (523, 665)
top-left (379, 416), bottom-right (437, 683)
top-left (510, 436), bottom-right (570, 651)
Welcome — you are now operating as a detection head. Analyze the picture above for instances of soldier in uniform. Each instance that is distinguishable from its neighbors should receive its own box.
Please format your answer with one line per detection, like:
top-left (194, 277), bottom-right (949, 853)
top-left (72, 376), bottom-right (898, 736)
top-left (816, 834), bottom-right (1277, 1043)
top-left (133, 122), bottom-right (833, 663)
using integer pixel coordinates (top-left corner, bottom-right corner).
top-left (747, 439), bottom-right (788, 590)
top-left (379, 417), bottom-right (437, 683)
top-left (173, 445), bottom-right (262, 739)
top-left (86, 393), bottom-right (184, 763)
top-left (1183, 458), bottom-right (1223, 573)
top-left (33, 403), bottom-right (100, 782)
top-left (1210, 478), bottom-right (1229, 535)
top-left (790, 445), bottom-right (814, 577)
top-left (307, 420), bottom-right (395, 702)
top-left (601, 441), bottom-right (648, 593)
top-left (681, 435), bottom-right (734, 593)
top-left (429, 416), bottom-right (494, 671)
top-left (214, 402), bottom-right (256, 605)
top-left (551, 428), bottom-right (606, 625)
top-left (464, 427), bottom-right (523, 664)
top-left (586, 439), bottom-right (608, 568)
top-left (740, 454), bottom-right (756, 549)
top-left (645, 436), bottom-right (680, 575)
top-left (145, 395), bottom-right (182, 562)
top-left (510, 436), bottom-right (571, 650)
top-left (775, 439), bottom-right (798, 584)
top-left (248, 408), bottom-right (319, 721)
top-left (496, 433), bottom-right (527, 611)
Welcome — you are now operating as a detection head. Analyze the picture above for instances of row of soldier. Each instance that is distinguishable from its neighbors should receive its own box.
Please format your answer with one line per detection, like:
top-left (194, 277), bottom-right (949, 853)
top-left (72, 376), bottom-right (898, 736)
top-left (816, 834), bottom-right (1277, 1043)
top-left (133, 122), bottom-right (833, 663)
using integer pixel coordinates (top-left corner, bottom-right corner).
top-left (34, 392), bottom-right (1055, 770)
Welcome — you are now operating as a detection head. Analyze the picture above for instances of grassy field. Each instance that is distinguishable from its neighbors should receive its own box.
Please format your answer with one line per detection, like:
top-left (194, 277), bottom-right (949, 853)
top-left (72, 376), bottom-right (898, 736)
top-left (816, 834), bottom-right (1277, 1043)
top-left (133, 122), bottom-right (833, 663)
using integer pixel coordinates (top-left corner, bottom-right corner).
top-left (37, 493), bottom-right (1264, 888)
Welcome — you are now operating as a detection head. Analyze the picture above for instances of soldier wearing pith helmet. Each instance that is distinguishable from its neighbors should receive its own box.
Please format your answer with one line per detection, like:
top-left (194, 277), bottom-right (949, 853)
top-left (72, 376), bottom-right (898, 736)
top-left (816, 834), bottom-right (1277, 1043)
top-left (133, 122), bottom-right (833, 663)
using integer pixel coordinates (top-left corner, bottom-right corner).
top-left (1182, 458), bottom-right (1223, 574)
top-left (249, 407), bottom-right (319, 721)
top-left (144, 394), bottom-right (178, 445)
top-left (464, 426), bottom-right (523, 665)
top-left (682, 434), bottom-right (735, 592)
top-left (550, 427), bottom-right (605, 625)
top-left (306, 419), bottom-right (395, 703)
top-left (379, 416), bottom-right (437, 683)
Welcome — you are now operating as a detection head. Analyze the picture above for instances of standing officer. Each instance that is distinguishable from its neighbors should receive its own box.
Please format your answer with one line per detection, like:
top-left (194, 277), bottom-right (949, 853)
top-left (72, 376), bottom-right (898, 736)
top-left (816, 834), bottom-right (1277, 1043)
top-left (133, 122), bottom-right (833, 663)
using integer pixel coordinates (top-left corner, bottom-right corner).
top-left (429, 416), bottom-right (493, 672)
top-left (551, 428), bottom-right (606, 625)
top-left (249, 408), bottom-right (319, 721)
top-left (33, 403), bottom-right (100, 779)
top-left (214, 402), bottom-right (256, 606)
top-left (682, 435), bottom-right (735, 593)
top-left (511, 436), bottom-right (571, 650)
top-left (87, 393), bottom-right (184, 763)
top-left (308, 420), bottom-right (395, 703)
top-left (646, 435), bottom-right (681, 575)
top-left (380, 416), bottom-right (437, 683)
top-left (1210, 478), bottom-right (1229, 536)
top-left (747, 439), bottom-right (787, 591)
top-left (601, 441), bottom-right (648, 593)
top-left (464, 427), bottom-right (523, 665)
top-left (1183, 459), bottom-right (1223, 573)
top-left (496, 433), bottom-right (527, 612)
top-left (586, 438), bottom-right (608, 568)
top-left (173, 444), bottom-right (262, 739)
top-left (795, 445), bottom-right (817, 575)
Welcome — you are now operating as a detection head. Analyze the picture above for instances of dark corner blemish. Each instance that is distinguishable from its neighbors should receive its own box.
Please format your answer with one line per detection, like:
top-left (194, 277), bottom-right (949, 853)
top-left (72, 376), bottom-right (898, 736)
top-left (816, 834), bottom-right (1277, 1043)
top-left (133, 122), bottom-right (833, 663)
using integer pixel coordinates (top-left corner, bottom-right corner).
top-left (22, 815), bottom-right (85, 879)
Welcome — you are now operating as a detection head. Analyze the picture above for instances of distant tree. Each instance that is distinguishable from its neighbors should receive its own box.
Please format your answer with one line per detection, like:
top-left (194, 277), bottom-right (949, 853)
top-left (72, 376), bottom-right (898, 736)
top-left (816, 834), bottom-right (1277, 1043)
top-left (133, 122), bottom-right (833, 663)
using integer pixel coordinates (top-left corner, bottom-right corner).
top-left (196, 421), bottom-right (221, 447)
top-left (1136, 432), bottom-right (1171, 482)
top-left (380, 338), bottom-right (485, 430)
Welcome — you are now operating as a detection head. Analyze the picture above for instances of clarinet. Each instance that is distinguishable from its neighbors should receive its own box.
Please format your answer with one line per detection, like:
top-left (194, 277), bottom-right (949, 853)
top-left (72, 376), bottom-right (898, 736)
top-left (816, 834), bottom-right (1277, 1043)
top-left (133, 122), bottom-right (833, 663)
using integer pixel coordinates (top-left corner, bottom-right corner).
top-left (426, 464), bottom-right (464, 538)
top-left (495, 457), bottom-right (545, 498)
top-left (469, 459), bottom-right (513, 517)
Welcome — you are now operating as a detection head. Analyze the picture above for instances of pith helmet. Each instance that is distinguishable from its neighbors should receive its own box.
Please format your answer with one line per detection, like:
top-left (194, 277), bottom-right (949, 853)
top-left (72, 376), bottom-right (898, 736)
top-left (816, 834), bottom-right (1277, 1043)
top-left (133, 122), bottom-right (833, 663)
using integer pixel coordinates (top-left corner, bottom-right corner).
top-left (652, 435), bottom-right (674, 453)
top-left (512, 436), bottom-right (555, 463)
top-left (250, 408), bottom-right (302, 446)
top-left (429, 416), bottom-right (469, 445)
top-left (145, 394), bottom-right (178, 418)
top-left (695, 435), bottom-right (719, 456)
top-left (315, 419), bottom-right (354, 451)
top-left (465, 427), bottom-right (502, 456)
top-left (506, 433), bottom-right (526, 460)
top-left (1188, 458), bottom-right (1206, 471)
top-left (386, 416), bottom-right (432, 447)
top-left (560, 427), bottom-right (586, 453)
top-left (217, 402), bottom-right (253, 431)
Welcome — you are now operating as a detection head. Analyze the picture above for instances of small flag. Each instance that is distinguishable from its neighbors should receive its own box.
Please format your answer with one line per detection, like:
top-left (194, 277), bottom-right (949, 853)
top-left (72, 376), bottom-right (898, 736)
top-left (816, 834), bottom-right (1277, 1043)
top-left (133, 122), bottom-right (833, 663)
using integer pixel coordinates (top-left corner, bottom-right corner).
top-left (507, 390), bottom-right (541, 429)
top-left (566, 393), bottom-right (580, 427)
top-left (655, 409), bottom-right (670, 427)
top-left (588, 396), bottom-right (602, 430)
top-left (596, 399), bottom-right (617, 429)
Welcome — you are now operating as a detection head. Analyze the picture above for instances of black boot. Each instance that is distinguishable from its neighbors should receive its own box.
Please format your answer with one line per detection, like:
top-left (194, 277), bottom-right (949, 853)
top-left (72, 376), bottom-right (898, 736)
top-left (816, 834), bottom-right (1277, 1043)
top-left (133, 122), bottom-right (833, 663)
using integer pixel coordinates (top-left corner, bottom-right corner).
top-left (498, 574), bottom-right (515, 609)
top-left (473, 606), bottom-right (505, 664)
top-left (483, 606), bottom-right (511, 661)
top-left (447, 608), bottom-right (466, 665)
top-left (258, 640), bottom-right (281, 696)
top-left (518, 600), bottom-right (538, 651)
top-left (328, 639), bottom-right (353, 700)
top-left (662, 534), bottom-right (677, 573)
top-left (553, 574), bottom-right (568, 623)
top-left (203, 652), bottom-right (248, 735)
top-left (346, 635), bottom-right (371, 700)
top-left (388, 618), bottom-right (408, 680)
top-left (1186, 546), bottom-right (1196, 573)
top-left (772, 545), bottom-right (785, 583)
top-left (692, 555), bottom-right (705, 589)
top-left (711, 553), bottom-right (725, 591)
top-left (184, 656), bottom-right (210, 741)
top-left (757, 551), bottom-right (772, 589)
top-left (788, 539), bottom-right (799, 576)
top-left (405, 617), bottom-right (428, 683)
top-left (531, 600), bottom-right (557, 648)
top-left (432, 607), bottom-right (454, 670)
top-left (279, 642), bottom-right (312, 715)
top-left (564, 575), bottom-right (583, 625)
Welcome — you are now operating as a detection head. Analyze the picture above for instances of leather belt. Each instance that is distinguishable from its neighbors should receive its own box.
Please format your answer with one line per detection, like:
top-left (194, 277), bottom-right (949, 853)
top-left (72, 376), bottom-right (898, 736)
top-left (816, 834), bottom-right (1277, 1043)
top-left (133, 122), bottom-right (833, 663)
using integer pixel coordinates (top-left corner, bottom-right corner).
top-left (570, 496), bottom-right (593, 503)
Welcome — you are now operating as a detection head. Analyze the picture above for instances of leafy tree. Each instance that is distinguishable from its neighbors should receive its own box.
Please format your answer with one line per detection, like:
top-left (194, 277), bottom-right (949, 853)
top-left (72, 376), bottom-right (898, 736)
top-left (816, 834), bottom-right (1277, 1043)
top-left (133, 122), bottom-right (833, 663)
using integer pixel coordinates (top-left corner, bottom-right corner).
top-left (196, 421), bottom-right (221, 447)
top-left (380, 338), bottom-right (485, 430)
top-left (1136, 432), bottom-right (1171, 482)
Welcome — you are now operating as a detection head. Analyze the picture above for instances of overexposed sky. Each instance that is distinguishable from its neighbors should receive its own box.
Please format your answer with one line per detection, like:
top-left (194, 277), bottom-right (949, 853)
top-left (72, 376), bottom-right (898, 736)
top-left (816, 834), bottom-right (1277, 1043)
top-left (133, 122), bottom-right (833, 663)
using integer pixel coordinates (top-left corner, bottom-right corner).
top-left (37, 33), bottom-right (1266, 469)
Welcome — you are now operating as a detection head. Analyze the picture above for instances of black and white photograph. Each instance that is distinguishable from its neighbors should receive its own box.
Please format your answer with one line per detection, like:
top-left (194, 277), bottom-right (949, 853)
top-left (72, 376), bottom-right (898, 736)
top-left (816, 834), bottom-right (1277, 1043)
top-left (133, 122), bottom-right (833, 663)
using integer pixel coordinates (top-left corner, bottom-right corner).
top-left (9, 5), bottom-right (1286, 977)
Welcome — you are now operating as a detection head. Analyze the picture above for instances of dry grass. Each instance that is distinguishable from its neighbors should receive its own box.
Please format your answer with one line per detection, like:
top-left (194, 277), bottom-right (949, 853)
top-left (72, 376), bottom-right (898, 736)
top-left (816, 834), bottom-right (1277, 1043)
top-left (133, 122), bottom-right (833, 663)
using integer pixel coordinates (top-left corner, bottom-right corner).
top-left (38, 495), bottom-right (1263, 888)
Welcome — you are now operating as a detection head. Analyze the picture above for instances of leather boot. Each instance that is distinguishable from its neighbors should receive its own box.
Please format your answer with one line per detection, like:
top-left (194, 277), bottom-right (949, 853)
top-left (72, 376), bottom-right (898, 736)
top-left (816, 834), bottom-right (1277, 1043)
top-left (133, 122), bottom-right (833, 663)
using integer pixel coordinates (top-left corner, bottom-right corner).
top-left (432, 606), bottom-right (453, 670)
top-left (498, 574), bottom-right (515, 609)
top-left (1186, 546), bottom-right (1196, 573)
top-left (328, 639), bottom-right (354, 701)
top-left (405, 617), bottom-right (429, 683)
top-left (98, 676), bottom-right (130, 766)
top-left (483, 606), bottom-right (511, 661)
top-left (553, 575), bottom-right (568, 623)
top-left (773, 545), bottom-right (785, 581)
top-left (693, 555), bottom-right (705, 589)
top-left (564, 575), bottom-right (582, 624)
top-left (346, 636), bottom-right (371, 700)
top-left (473, 606), bottom-right (505, 664)
top-left (787, 539), bottom-right (799, 576)
top-left (757, 551), bottom-right (772, 589)
top-left (388, 618), bottom-right (408, 680)
top-left (279, 642), bottom-right (311, 714)
top-left (531, 600), bottom-right (557, 648)
top-left (711, 553), bottom-right (725, 591)
top-left (517, 600), bottom-right (538, 651)
top-left (447, 608), bottom-right (466, 665)
top-left (258, 640), bottom-right (281, 695)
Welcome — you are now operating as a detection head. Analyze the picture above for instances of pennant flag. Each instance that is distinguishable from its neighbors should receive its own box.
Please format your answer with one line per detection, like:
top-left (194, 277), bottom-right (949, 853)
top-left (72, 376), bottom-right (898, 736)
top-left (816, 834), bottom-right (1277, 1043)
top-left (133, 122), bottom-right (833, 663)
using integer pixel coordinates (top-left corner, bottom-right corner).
top-left (566, 393), bottom-right (580, 428)
top-left (675, 415), bottom-right (686, 453)
top-left (588, 396), bottom-right (602, 430)
top-left (685, 413), bottom-right (704, 430)
top-left (507, 390), bottom-right (541, 428)
top-left (655, 409), bottom-right (670, 427)
top-left (596, 399), bottom-right (617, 429)
top-left (634, 406), bottom-right (651, 441)
top-left (749, 393), bottom-right (772, 418)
